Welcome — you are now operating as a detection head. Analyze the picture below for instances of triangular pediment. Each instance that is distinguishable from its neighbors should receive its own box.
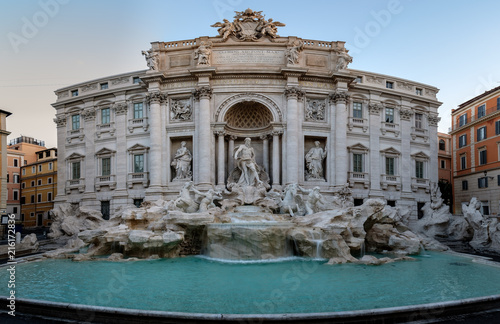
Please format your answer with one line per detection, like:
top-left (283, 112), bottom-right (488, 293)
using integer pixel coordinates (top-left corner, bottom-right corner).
top-left (348, 143), bottom-right (369, 152)
top-left (381, 147), bottom-right (400, 155)
top-left (96, 148), bottom-right (116, 156)
top-left (127, 144), bottom-right (149, 152)
top-left (66, 152), bottom-right (84, 160)
top-left (411, 151), bottom-right (429, 159)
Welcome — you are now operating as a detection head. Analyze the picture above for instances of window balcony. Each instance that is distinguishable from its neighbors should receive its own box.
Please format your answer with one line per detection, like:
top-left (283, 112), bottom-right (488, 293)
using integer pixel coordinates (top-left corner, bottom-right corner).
top-left (410, 127), bottom-right (429, 142)
top-left (380, 122), bottom-right (400, 137)
top-left (66, 179), bottom-right (85, 194)
top-left (411, 177), bottom-right (430, 193)
top-left (128, 117), bottom-right (149, 133)
top-left (127, 172), bottom-right (149, 189)
top-left (348, 171), bottom-right (370, 189)
top-left (96, 122), bottom-right (116, 138)
top-left (348, 117), bottom-right (368, 132)
top-left (380, 174), bottom-right (401, 190)
top-left (66, 128), bottom-right (84, 143)
top-left (95, 175), bottom-right (117, 191)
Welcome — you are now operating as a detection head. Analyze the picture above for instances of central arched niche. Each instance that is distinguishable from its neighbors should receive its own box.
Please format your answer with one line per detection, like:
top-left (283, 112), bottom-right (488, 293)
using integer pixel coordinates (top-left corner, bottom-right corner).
top-left (224, 101), bottom-right (273, 131)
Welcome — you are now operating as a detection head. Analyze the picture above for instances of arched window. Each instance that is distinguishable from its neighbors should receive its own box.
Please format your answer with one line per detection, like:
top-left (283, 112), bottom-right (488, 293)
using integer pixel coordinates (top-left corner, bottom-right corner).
top-left (439, 139), bottom-right (445, 151)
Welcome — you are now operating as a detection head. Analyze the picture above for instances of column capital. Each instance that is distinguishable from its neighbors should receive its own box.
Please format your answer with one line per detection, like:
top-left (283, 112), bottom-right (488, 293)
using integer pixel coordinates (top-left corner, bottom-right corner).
top-left (147, 91), bottom-right (166, 104)
top-left (368, 103), bottom-right (383, 115)
top-left (230, 135), bottom-right (238, 141)
top-left (193, 86), bottom-right (213, 100)
top-left (114, 102), bottom-right (128, 115)
top-left (82, 108), bottom-right (96, 121)
top-left (260, 134), bottom-right (269, 141)
top-left (53, 115), bottom-right (67, 127)
top-left (284, 87), bottom-right (305, 100)
top-left (214, 130), bottom-right (226, 136)
top-left (329, 90), bottom-right (350, 104)
top-left (399, 108), bottom-right (414, 121)
top-left (428, 115), bottom-right (440, 127)
top-left (271, 129), bottom-right (283, 136)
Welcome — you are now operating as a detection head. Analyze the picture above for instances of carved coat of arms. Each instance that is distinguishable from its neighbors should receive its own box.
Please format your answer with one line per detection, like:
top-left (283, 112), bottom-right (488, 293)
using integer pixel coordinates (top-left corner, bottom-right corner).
top-left (211, 8), bottom-right (285, 41)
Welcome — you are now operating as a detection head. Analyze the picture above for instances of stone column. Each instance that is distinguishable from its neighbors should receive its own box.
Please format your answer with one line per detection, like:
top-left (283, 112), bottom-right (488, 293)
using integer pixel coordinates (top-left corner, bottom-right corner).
top-left (331, 90), bottom-right (349, 185)
top-left (272, 130), bottom-right (282, 186)
top-left (368, 103), bottom-right (383, 197)
top-left (284, 87), bottom-right (303, 184)
top-left (428, 114), bottom-right (440, 184)
top-left (146, 92), bottom-right (165, 192)
top-left (328, 98), bottom-right (336, 186)
top-left (193, 86), bottom-right (213, 187)
top-left (53, 115), bottom-right (67, 204)
top-left (113, 102), bottom-right (128, 192)
top-left (81, 104), bottom-right (97, 208)
top-left (400, 107), bottom-right (413, 194)
top-left (261, 135), bottom-right (269, 172)
top-left (216, 130), bottom-right (225, 186)
top-left (228, 135), bottom-right (236, 174)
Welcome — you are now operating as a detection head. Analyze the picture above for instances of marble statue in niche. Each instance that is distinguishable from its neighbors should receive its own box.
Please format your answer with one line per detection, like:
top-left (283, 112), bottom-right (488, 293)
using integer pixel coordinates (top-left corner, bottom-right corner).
top-left (305, 141), bottom-right (327, 181)
top-left (234, 137), bottom-right (263, 186)
top-left (171, 141), bottom-right (192, 181)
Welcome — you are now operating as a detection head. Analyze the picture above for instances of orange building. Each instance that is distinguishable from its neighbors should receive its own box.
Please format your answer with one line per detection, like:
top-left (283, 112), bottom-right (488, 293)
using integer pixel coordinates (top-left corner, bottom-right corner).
top-left (6, 148), bottom-right (24, 218)
top-left (450, 86), bottom-right (500, 215)
top-left (438, 132), bottom-right (453, 212)
top-left (20, 148), bottom-right (57, 227)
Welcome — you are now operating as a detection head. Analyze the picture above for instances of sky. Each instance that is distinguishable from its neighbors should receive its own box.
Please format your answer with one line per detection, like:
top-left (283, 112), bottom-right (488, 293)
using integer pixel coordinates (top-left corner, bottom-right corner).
top-left (1, 0), bottom-right (500, 148)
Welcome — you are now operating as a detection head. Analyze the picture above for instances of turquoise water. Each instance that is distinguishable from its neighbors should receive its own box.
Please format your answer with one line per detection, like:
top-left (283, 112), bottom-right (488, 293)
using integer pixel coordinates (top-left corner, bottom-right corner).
top-left (2, 252), bottom-right (500, 314)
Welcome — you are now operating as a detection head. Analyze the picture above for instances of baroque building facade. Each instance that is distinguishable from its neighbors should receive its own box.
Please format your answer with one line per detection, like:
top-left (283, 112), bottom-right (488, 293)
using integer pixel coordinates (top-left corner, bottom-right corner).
top-left (52, 9), bottom-right (441, 222)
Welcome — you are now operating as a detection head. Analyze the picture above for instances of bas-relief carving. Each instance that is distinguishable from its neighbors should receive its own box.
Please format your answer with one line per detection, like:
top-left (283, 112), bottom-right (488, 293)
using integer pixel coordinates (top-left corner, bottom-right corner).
top-left (171, 141), bottom-right (192, 181)
top-left (305, 141), bottom-right (327, 181)
top-left (366, 75), bottom-right (384, 84)
top-left (57, 92), bottom-right (69, 99)
top-left (81, 84), bottom-right (97, 92)
top-left (142, 49), bottom-right (159, 70)
top-left (111, 77), bottom-right (130, 85)
top-left (170, 99), bottom-right (192, 121)
top-left (285, 39), bottom-right (304, 65)
top-left (397, 82), bottom-right (413, 91)
top-left (425, 89), bottom-right (438, 97)
top-left (305, 99), bottom-right (326, 121)
top-left (211, 8), bottom-right (285, 42)
top-left (194, 41), bottom-right (212, 66)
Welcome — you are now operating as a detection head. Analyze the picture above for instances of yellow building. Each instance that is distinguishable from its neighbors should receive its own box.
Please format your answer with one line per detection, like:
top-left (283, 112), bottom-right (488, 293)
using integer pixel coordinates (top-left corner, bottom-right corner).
top-left (0, 109), bottom-right (12, 217)
top-left (21, 148), bottom-right (57, 227)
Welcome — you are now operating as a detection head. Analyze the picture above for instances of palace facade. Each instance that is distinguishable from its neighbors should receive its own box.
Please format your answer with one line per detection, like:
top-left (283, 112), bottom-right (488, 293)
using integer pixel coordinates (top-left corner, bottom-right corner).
top-left (52, 9), bottom-right (441, 222)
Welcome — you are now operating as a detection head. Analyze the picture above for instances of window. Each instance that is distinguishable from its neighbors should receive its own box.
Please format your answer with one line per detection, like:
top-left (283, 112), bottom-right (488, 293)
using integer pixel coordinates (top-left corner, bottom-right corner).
top-left (22, 169), bottom-right (25, 175)
top-left (386, 81), bottom-right (394, 89)
top-left (13, 159), bottom-right (18, 167)
top-left (479, 149), bottom-right (487, 165)
top-left (416, 88), bottom-right (422, 95)
top-left (134, 154), bottom-right (144, 173)
top-left (477, 104), bottom-right (486, 118)
top-left (498, 175), bottom-right (500, 186)
top-left (133, 77), bottom-right (141, 84)
top-left (13, 207), bottom-right (17, 214)
top-left (102, 157), bottom-right (111, 176)
top-left (13, 190), bottom-right (18, 201)
top-left (48, 177), bottom-right (52, 184)
top-left (385, 107), bottom-right (394, 123)
top-left (72, 114), bottom-right (80, 130)
top-left (478, 177), bottom-right (488, 188)
top-left (497, 97), bottom-right (500, 110)
top-left (48, 192), bottom-right (52, 201)
top-left (134, 103), bottom-right (143, 119)
top-left (31, 180), bottom-right (35, 187)
top-left (458, 134), bottom-right (467, 148)
top-left (496, 120), bottom-right (500, 135)
top-left (39, 153), bottom-right (43, 159)
top-left (477, 126), bottom-right (487, 141)
top-left (439, 139), bottom-right (445, 151)
top-left (355, 76), bottom-right (363, 83)
top-left (21, 182), bottom-right (25, 189)
top-left (460, 155), bottom-right (466, 170)
top-left (353, 153), bottom-right (363, 173)
top-left (482, 203), bottom-right (490, 216)
top-left (38, 164), bottom-right (42, 172)
top-left (353, 102), bottom-right (363, 118)
top-left (71, 89), bottom-right (78, 97)
top-left (48, 162), bottom-right (53, 170)
top-left (32, 166), bottom-right (36, 173)
top-left (415, 113), bottom-right (423, 129)
top-left (101, 201), bottom-right (110, 220)
top-left (13, 174), bottom-right (19, 183)
top-left (101, 108), bottom-right (110, 124)
top-left (37, 179), bottom-right (42, 186)
top-left (37, 194), bottom-right (42, 203)
top-left (72, 161), bottom-right (81, 179)
top-left (134, 199), bottom-right (143, 208)
top-left (386, 157), bottom-right (395, 175)
top-left (31, 195), bottom-right (35, 203)
top-left (462, 180), bottom-right (468, 190)
top-left (415, 160), bottom-right (424, 179)
top-left (459, 114), bottom-right (467, 127)
top-left (440, 160), bottom-right (446, 169)
top-left (45, 151), bottom-right (50, 157)
top-left (100, 82), bottom-right (108, 90)
top-left (30, 213), bottom-right (34, 218)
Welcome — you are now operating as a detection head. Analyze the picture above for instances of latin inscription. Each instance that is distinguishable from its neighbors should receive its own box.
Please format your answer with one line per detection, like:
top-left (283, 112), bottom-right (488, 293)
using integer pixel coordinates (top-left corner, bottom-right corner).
top-left (213, 50), bottom-right (284, 65)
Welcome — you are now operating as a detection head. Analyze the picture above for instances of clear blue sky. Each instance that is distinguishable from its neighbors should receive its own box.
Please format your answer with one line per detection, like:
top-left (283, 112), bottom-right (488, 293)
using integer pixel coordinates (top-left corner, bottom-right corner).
top-left (1, 0), bottom-right (500, 147)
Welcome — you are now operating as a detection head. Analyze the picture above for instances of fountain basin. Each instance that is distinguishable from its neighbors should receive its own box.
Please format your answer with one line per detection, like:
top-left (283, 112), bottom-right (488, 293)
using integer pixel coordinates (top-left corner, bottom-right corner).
top-left (2, 251), bottom-right (500, 323)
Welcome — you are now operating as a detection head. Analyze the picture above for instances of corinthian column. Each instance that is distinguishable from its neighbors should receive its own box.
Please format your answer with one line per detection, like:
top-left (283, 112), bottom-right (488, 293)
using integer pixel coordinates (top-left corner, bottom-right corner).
top-left (146, 92), bottom-right (165, 190)
top-left (331, 90), bottom-right (349, 185)
top-left (261, 135), bottom-right (269, 172)
top-left (53, 115), bottom-right (67, 203)
top-left (193, 86), bottom-right (213, 187)
top-left (284, 87), bottom-right (304, 184)
top-left (215, 130), bottom-right (225, 186)
top-left (272, 130), bottom-right (282, 186)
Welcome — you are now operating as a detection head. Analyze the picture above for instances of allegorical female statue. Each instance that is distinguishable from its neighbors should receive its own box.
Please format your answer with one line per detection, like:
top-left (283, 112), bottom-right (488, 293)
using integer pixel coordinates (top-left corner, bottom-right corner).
top-left (305, 141), bottom-right (327, 181)
top-left (171, 141), bottom-right (192, 180)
